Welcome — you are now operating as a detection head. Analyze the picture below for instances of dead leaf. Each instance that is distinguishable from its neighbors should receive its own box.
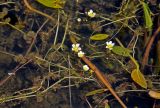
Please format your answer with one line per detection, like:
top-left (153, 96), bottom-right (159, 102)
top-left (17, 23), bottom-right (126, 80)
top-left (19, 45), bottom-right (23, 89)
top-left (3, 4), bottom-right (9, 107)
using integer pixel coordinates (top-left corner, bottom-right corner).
top-left (148, 90), bottom-right (160, 99)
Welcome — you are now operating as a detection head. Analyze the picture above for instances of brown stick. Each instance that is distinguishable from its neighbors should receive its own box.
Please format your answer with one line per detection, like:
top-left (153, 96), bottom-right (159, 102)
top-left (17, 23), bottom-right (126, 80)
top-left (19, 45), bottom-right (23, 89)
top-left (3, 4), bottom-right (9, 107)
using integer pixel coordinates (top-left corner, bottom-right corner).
top-left (142, 26), bottom-right (160, 67)
top-left (82, 56), bottom-right (127, 108)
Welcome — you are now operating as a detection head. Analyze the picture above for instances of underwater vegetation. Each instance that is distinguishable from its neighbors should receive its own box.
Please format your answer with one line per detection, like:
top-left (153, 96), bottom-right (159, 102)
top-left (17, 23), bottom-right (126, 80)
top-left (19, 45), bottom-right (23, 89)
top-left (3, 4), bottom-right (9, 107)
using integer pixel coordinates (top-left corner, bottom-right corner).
top-left (0, 0), bottom-right (160, 108)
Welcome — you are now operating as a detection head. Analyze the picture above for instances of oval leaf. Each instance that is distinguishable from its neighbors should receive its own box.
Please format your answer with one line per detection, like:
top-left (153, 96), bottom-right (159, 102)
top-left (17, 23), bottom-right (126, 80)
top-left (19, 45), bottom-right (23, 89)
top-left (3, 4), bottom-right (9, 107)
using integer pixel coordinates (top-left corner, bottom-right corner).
top-left (131, 69), bottom-right (147, 89)
top-left (148, 90), bottom-right (160, 99)
top-left (112, 46), bottom-right (132, 57)
top-left (36, 0), bottom-right (65, 9)
top-left (90, 34), bottom-right (109, 41)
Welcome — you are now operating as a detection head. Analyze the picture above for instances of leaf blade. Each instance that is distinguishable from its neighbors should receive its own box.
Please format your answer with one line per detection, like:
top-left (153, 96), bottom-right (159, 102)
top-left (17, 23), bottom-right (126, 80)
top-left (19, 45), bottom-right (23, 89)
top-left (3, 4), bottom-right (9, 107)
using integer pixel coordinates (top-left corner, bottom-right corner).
top-left (141, 2), bottom-right (153, 30)
top-left (131, 69), bottom-right (147, 89)
top-left (36, 0), bottom-right (65, 9)
top-left (112, 46), bottom-right (132, 57)
top-left (90, 34), bottom-right (109, 41)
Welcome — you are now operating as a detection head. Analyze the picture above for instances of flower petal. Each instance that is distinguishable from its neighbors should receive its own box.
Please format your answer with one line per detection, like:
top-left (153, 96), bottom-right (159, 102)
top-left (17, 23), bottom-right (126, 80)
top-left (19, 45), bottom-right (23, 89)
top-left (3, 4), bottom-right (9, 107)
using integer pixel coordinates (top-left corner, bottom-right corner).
top-left (89, 9), bottom-right (93, 13)
top-left (109, 41), bottom-right (112, 44)
top-left (72, 44), bottom-right (75, 47)
top-left (76, 43), bottom-right (80, 47)
top-left (106, 42), bottom-right (109, 45)
top-left (78, 51), bottom-right (84, 57)
top-left (83, 65), bottom-right (89, 71)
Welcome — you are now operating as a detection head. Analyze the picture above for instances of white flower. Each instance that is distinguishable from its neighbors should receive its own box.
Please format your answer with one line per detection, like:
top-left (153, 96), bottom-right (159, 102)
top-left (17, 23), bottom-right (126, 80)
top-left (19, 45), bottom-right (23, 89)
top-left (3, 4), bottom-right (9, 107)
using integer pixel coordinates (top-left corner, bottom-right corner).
top-left (72, 43), bottom-right (81, 52)
top-left (77, 18), bottom-right (81, 22)
top-left (106, 41), bottom-right (115, 50)
top-left (78, 51), bottom-right (84, 57)
top-left (87, 9), bottom-right (96, 18)
top-left (83, 65), bottom-right (90, 71)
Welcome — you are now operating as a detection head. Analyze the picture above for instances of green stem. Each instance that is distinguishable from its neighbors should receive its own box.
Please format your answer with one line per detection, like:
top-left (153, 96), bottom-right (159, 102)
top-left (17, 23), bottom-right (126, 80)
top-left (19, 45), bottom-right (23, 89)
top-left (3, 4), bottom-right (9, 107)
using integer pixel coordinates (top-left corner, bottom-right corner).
top-left (129, 55), bottom-right (139, 69)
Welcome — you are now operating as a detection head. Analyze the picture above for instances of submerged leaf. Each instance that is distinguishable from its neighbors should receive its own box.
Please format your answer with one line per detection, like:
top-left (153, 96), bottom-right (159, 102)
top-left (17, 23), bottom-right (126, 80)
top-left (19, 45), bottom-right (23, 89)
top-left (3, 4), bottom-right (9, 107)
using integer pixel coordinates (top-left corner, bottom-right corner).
top-left (90, 34), bottom-right (109, 40)
top-left (69, 35), bottom-right (79, 44)
top-left (141, 1), bottom-right (153, 30)
top-left (36, 0), bottom-right (65, 9)
top-left (112, 46), bottom-right (132, 57)
top-left (148, 90), bottom-right (160, 99)
top-left (131, 69), bottom-right (147, 89)
top-left (85, 89), bottom-right (107, 97)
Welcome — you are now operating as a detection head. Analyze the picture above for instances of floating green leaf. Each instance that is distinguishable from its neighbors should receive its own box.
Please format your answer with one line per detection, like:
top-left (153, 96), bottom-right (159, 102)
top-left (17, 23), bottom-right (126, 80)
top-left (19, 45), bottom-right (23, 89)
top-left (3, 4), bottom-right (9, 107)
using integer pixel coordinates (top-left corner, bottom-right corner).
top-left (36, 0), bottom-right (65, 9)
top-left (85, 89), bottom-right (107, 97)
top-left (112, 46), bottom-right (132, 57)
top-left (90, 34), bottom-right (109, 41)
top-left (131, 69), bottom-right (147, 89)
top-left (141, 1), bottom-right (153, 30)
